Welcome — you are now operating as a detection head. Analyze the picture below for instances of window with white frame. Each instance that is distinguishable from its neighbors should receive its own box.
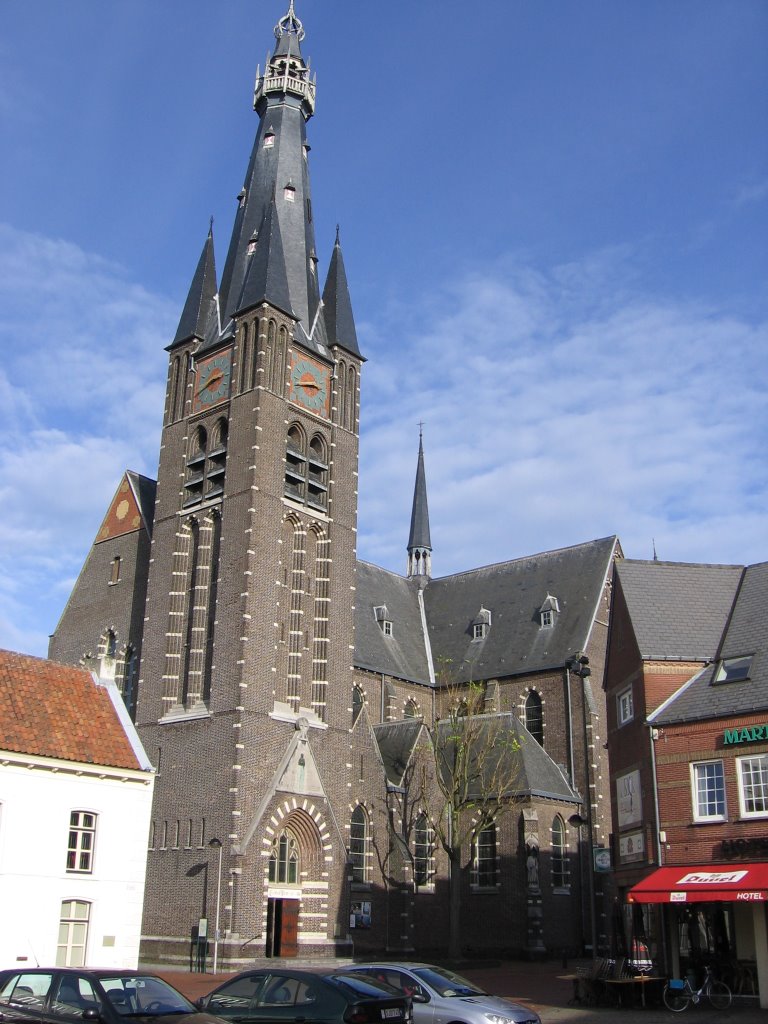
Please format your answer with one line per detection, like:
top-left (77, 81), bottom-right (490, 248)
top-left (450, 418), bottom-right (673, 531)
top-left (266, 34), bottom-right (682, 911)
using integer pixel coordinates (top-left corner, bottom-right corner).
top-left (691, 760), bottom-right (726, 821)
top-left (66, 812), bottom-right (96, 873)
top-left (414, 813), bottom-right (435, 888)
top-left (617, 686), bottom-right (634, 726)
top-left (471, 824), bottom-right (498, 888)
top-left (551, 815), bottom-right (570, 888)
top-left (56, 900), bottom-right (90, 967)
top-left (738, 755), bottom-right (768, 817)
top-left (350, 805), bottom-right (371, 884)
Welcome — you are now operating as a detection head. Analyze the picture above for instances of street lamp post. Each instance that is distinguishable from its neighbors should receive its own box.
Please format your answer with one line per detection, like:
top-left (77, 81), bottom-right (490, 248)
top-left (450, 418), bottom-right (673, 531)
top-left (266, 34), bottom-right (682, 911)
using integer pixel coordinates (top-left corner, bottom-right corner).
top-left (566, 654), bottom-right (598, 960)
top-left (208, 838), bottom-right (223, 973)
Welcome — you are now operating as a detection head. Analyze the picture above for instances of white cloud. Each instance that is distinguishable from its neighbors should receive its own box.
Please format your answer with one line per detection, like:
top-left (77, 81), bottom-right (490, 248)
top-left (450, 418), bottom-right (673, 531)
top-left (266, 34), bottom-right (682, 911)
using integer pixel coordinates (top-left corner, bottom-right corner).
top-left (358, 252), bottom-right (768, 577)
top-left (1, 226), bottom-right (765, 658)
top-left (0, 224), bottom-right (174, 656)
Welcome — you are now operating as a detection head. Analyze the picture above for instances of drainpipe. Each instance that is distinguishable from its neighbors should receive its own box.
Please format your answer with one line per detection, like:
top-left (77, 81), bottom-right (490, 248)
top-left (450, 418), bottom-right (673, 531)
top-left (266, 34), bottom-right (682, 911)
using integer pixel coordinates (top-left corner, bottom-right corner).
top-left (648, 722), bottom-right (669, 972)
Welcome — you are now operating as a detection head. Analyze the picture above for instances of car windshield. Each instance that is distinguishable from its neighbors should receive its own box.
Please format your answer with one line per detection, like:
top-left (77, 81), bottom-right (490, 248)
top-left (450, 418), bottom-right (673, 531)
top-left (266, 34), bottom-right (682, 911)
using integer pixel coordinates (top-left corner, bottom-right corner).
top-left (100, 976), bottom-right (196, 1016)
top-left (328, 976), bottom-right (402, 1000)
top-left (411, 969), bottom-right (485, 998)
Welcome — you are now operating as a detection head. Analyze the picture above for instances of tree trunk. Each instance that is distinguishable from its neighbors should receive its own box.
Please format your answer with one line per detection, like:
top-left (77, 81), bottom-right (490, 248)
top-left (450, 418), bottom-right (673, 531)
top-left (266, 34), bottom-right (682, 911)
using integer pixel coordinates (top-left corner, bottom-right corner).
top-left (448, 845), bottom-right (462, 960)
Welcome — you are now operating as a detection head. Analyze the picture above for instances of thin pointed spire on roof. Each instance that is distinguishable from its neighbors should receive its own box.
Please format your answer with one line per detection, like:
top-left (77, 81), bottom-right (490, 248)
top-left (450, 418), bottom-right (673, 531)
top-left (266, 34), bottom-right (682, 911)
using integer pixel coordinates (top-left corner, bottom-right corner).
top-left (322, 225), bottom-right (361, 358)
top-left (407, 425), bottom-right (432, 582)
top-left (653, 539), bottom-right (659, 561)
top-left (169, 224), bottom-right (218, 349)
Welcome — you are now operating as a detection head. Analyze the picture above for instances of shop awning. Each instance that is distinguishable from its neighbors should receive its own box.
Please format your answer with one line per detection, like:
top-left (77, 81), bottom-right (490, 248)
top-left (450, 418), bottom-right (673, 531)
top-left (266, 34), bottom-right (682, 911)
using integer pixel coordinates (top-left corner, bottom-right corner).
top-left (628, 864), bottom-right (768, 904)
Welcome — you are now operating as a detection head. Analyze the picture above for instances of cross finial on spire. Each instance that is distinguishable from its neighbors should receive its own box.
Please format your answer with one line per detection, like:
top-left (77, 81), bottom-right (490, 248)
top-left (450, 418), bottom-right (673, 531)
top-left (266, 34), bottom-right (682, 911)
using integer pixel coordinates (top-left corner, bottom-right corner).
top-left (275, 0), bottom-right (305, 41)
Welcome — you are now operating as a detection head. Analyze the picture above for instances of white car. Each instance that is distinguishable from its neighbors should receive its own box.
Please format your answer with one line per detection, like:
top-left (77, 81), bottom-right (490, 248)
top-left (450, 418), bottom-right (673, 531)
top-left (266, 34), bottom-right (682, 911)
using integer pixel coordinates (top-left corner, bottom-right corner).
top-left (346, 964), bottom-right (540, 1024)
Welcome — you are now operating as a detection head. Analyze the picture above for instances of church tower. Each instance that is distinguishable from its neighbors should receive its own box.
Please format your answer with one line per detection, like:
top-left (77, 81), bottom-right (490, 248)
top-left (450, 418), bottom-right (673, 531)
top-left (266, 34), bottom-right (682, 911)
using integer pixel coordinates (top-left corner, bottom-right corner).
top-left (136, 2), bottom-right (362, 963)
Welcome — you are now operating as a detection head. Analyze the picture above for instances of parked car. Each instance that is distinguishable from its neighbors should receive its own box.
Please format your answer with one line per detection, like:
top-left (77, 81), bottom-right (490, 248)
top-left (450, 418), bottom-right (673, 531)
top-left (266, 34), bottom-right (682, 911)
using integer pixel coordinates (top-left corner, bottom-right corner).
top-left (0, 969), bottom-right (222, 1024)
top-left (198, 968), bottom-right (412, 1024)
top-left (345, 964), bottom-right (540, 1024)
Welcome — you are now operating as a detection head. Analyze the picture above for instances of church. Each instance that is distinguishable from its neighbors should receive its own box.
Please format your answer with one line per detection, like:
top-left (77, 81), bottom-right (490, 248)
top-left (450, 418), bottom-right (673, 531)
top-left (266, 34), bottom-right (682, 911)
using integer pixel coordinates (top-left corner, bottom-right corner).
top-left (49, 2), bottom-right (619, 967)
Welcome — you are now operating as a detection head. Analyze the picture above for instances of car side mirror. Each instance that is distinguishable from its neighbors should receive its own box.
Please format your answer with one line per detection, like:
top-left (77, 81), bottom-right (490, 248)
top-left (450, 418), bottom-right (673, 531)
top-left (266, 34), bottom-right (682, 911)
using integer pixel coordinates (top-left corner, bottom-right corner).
top-left (411, 994), bottom-right (428, 1004)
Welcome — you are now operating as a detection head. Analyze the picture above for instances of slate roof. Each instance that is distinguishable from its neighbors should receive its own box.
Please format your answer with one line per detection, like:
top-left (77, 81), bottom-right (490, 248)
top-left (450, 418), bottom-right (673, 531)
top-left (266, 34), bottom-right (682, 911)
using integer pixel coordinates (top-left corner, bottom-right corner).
top-left (128, 471), bottom-right (157, 536)
top-left (423, 537), bottom-right (618, 684)
top-left (169, 228), bottom-right (218, 350)
top-left (322, 230), bottom-right (361, 358)
top-left (651, 562), bottom-right (768, 725)
top-left (616, 559), bottom-right (743, 661)
top-left (355, 562), bottom-right (432, 684)
top-left (0, 649), bottom-right (149, 771)
top-left (434, 714), bottom-right (579, 803)
top-left (374, 719), bottom-right (426, 785)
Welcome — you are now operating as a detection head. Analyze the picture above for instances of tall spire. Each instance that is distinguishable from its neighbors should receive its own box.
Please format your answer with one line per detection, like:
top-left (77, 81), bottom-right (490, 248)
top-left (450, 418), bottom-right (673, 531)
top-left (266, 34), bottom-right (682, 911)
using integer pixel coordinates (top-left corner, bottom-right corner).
top-left (407, 426), bottom-right (432, 581)
top-left (217, 2), bottom-right (328, 354)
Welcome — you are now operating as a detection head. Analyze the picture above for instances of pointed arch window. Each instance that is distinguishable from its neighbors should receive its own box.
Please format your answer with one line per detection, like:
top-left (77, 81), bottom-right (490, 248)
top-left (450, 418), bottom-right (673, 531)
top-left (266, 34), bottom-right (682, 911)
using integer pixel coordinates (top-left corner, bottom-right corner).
top-left (471, 824), bottom-right (498, 888)
top-left (551, 815), bottom-right (569, 888)
top-left (352, 686), bottom-right (364, 725)
top-left (525, 690), bottom-right (544, 746)
top-left (268, 830), bottom-right (299, 885)
top-left (414, 813), bottom-right (435, 888)
top-left (184, 421), bottom-right (228, 506)
top-left (285, 426), bottom-right (328, 510)
top-left (404, 699), bottom-right (419, 719)
top-left (185, 426), bottom-right (207, 505)
top-left (350, 805), bottom-right (371, 884)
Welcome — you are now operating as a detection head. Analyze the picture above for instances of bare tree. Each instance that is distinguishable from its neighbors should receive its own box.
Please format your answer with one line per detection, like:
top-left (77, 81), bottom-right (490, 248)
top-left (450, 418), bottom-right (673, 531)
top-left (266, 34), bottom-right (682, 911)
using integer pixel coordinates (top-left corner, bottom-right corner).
top-left (418, 668), bottom-right (526, 959)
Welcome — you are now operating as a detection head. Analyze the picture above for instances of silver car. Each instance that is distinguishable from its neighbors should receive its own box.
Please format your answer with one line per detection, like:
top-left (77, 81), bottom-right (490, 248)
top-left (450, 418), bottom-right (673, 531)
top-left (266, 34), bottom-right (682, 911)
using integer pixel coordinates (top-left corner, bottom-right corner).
top-left (346, 964), bottom-right (540, 1024)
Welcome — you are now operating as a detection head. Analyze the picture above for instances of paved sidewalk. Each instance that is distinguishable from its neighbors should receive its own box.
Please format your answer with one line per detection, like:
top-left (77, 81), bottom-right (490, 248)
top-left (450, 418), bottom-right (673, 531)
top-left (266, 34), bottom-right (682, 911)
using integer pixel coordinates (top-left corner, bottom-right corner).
top-left (157, 958), bottom-right (766, 1024)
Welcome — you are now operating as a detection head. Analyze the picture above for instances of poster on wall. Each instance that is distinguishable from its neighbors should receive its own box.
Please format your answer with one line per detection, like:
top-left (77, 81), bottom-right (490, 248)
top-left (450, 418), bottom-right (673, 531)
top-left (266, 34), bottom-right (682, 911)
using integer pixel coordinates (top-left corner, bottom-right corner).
top-left (350, 901), bottom-right (372, 929)
top-left (620, 830), bottom-right (645, 863)
top-left (616, 769), bottom-right (642, 828)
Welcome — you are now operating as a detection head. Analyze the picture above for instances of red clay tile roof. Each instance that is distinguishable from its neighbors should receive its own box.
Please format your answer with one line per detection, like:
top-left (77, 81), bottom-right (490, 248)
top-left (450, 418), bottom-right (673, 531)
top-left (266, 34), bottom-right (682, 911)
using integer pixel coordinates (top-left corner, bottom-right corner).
top-left (0, 648), bottom-right (143, 771)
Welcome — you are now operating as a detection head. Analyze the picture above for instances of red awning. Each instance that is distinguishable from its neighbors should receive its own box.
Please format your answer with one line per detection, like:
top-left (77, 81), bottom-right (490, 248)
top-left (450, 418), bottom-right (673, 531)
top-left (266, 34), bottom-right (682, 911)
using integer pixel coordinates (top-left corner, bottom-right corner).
top-left (628, 864), bottom-right (768, 904)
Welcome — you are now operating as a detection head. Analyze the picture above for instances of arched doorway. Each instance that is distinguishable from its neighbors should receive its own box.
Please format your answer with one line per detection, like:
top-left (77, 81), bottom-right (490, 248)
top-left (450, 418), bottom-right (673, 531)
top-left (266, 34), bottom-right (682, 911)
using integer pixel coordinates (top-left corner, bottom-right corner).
top-left (264, 807), bottom-right (324, 957)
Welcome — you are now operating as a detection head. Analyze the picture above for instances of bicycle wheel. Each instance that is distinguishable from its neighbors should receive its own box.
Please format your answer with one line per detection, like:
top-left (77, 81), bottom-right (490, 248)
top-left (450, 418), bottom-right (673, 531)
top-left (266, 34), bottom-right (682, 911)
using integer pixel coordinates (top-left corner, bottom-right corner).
top-left (707, 981), bottom-right (732, 1010)
top-left (663, 984), bottom-right (691, 1012)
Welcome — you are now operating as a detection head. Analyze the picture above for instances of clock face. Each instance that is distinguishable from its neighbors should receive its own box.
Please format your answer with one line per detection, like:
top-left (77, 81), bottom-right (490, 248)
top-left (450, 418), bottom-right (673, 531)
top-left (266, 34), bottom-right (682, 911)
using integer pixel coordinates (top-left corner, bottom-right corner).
top-left (194, 351), bottom-right (232, 412)
top-left (289, 355), bottom-right (330, 416)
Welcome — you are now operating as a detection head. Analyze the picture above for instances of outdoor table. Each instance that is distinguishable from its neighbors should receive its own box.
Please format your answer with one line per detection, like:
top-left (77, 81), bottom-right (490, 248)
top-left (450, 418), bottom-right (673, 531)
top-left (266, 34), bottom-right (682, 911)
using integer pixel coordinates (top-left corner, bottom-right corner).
top-left (602, 975), bottom-right (662, 1009)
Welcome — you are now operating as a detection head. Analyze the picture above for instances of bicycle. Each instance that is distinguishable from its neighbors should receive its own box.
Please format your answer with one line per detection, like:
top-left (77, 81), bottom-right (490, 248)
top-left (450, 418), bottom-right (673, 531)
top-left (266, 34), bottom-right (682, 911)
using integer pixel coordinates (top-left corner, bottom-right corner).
top-left (663, 965), bottom-right (732, 1012)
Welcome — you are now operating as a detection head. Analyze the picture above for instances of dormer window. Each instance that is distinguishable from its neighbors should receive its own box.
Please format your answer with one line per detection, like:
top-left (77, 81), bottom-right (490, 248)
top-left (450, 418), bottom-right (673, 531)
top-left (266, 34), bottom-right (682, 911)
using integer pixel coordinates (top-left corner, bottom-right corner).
top-left (471, 607), bottom-right (491, 641)
top-left (263, 129), bottom-right (275, 148)
top-left (284, 182), bottom-right (296, 202)
top-left (374, 606), bottom-right (393, 637)
top-left (539, 593), bottom-right (560, 628)
top-left (715, 656), bottom-right (753, 684)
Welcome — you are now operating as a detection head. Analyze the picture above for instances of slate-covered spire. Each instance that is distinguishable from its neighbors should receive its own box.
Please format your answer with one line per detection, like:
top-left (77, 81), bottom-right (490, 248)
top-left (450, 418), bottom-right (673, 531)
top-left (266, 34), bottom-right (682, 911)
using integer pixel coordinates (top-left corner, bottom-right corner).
top-left (322, 226), bottom-right (361, 358)
top-left (217, 2), bottom-right (329, 355)
top-left (407, 428), bottom-right (432, 581)
top-left (169, 226), bottom-right (218, 349)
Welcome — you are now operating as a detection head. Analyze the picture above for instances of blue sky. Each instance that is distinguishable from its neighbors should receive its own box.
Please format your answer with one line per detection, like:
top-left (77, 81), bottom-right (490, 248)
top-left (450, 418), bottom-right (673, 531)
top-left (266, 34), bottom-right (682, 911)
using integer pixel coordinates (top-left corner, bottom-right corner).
top-left (1, 1), bottom-right (766, 658)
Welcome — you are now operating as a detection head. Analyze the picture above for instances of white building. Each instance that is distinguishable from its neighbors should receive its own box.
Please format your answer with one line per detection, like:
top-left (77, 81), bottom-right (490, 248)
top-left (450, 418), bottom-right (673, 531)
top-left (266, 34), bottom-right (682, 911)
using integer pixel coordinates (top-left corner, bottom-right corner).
top-left (0, 650), bottom-right (154, 969)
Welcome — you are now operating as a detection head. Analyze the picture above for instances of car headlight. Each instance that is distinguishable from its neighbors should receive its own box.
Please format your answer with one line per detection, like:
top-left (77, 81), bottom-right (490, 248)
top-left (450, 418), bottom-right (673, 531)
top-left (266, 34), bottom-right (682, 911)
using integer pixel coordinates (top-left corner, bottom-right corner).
top-left (484, 1016), bottom-right (539, 1024)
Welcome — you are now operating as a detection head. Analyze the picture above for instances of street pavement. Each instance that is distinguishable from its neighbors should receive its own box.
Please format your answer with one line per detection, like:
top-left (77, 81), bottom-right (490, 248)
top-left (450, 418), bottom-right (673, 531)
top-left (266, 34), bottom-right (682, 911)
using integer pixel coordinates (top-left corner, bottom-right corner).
top-left (157, 957), bottom-right (767, 1024)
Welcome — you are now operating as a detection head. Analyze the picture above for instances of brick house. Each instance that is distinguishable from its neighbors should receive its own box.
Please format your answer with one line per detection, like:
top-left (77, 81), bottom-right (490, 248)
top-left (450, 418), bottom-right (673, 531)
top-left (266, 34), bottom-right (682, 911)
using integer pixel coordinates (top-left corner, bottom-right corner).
top-left (604, 559), bottom-right (768, 1007)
